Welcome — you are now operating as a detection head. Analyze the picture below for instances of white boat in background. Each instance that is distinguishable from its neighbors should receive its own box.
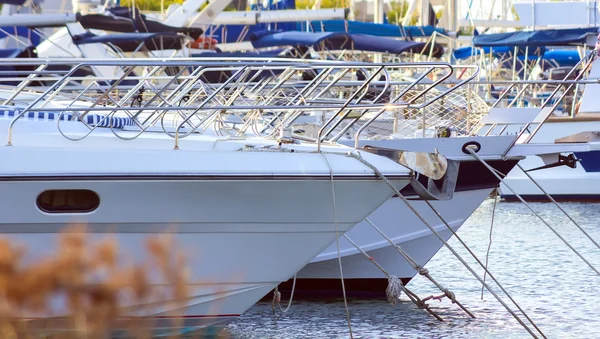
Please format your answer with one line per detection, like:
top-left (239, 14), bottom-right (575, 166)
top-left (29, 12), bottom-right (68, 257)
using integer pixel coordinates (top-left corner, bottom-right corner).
top-left (0, 58), bottom-right (415, 334)
top-left (499, 119), bottom-right (600, 201)
top-left (451, 20), bottom-right (600, 202)
top-left (500, 52), bottom-right (600, 201)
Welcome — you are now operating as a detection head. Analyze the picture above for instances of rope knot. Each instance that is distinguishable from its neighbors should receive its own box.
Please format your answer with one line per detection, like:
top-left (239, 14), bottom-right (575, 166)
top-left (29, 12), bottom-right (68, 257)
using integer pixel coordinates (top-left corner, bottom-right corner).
top-left (417, 266), bottom-right (429, 276)
top-left (443, 288), bottom-right (456, 303)
top-left (274, 290), bottom-right (281, 304)
top-left (271, 288), bottom-right (281, 314)
top-left (385, 275), bottom-right (403, 307)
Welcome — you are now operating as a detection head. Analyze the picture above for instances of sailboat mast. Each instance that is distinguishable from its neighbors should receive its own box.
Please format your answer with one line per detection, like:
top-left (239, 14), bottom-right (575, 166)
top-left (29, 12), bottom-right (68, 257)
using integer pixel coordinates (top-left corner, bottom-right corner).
top-left (374, 0), bottom-right (384, 24)
top-left (420, 0), bottom-right (429, 26)
top-left (373, 0), bottom-right (384, 62)
top-left (446, 0), bottom-right (457, 31)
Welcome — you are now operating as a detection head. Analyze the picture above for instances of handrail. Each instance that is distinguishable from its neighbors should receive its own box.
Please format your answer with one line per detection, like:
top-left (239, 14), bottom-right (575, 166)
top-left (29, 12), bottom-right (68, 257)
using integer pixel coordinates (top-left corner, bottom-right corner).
top-left (488, 49), bottom-right (597, 109)
top-left (466, 49), bottom-right (598, 151)
top-left (353, 65), bottom-right (480, 148)
top-left (1, 57), bottom-right (482, 149)
top-left (519, 50), bottom-right (598, 146)
top-left (7, 62), bottom-right (86, 146)
top-left (314, 62), bottom-right (470, 150)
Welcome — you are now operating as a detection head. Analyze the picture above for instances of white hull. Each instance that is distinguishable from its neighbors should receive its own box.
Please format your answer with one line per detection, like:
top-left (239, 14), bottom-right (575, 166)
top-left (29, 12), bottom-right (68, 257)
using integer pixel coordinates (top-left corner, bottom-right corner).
top-left (289, 189), bottom-right (492, 290)
top-left (282, 131), bottom-right (585, 295)
top-left (501, 120), bottom-right (600, 200)
top-left (278, 135), bottom-right (525, 296)
top-left (2, 179), bottom-right (396, 331)
top-left (500, 157), bottom-right (600, 200)
top-left (0, 116), bottom-right (412, 333)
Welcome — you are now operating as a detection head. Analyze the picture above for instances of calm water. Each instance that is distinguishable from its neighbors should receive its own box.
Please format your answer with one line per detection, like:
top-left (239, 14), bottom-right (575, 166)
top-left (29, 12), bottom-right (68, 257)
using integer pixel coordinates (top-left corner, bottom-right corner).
top-left (226, 200), bottom-right (600, 339)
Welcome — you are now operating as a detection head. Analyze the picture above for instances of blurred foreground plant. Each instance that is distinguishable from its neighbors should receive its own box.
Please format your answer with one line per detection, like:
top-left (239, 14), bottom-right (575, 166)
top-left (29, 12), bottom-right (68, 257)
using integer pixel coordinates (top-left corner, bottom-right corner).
top-left (0, 224), bottom-right (195, 339)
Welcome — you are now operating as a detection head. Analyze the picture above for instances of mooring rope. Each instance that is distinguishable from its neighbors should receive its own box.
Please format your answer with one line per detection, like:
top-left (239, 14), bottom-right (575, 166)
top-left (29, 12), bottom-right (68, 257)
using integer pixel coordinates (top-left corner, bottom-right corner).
top-left (241, 145), bottom-right (545, 338)
top-left (516, 163), bottom-right (600, 251)
top-left (249, 146), bottom-right (356, 324)
top-left (322, 153), bottom-right (354, 339)
top-left (348, 151), bottom-right (543, 339)
top-left (422, 200), bottom-right (546, 339)
top-left (271, 287), bottom-right (280, 315)
top-left (342, 234), bottom-right (445, 321)
top-left (363, 218), bottom-right (475, 319)
top-left (468, 149), bottom-right (600, 276)
top-left (272, 274), bottom-right (297, 315)
top-left (481, 188), bottom-right (499, 300)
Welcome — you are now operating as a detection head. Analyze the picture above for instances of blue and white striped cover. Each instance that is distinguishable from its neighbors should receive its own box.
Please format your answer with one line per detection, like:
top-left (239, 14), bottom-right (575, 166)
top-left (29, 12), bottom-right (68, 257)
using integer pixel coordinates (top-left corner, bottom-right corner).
top-left (0, 106), bottom-right (136, 129)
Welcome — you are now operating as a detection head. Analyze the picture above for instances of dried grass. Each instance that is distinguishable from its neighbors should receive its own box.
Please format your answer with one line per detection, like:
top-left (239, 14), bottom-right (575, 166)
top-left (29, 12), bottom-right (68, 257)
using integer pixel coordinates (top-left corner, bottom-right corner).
top-left (0, 224), bottom-right (214, 339)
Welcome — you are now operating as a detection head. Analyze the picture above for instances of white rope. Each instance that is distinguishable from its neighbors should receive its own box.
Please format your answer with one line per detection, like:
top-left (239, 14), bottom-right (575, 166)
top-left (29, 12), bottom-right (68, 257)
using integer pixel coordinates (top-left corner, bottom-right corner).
top-left (481, 188), bottom-right (499, 300)
top-left (240, 145), bottom-right (540, 336)
top-left (417, 162), bottom-right (559, 338)
top-left (279, 274), bottom-right (296, 313)
top-left (517, 163), bottom-right (600, 251)
top-left (348, 151), bottom-right (543, 339)
top-left (272, 274), bottom-right (297, 315)
top-left (343, 234), bottom-right (445, 321)
top-left (363, 217), bottom-right (475, 319)
top-left (322, 153), bottom-right (354, 339)
top-left (469, 149), bottom-right (600, 276)
top-left (422, 200), bottom-right (546, 339)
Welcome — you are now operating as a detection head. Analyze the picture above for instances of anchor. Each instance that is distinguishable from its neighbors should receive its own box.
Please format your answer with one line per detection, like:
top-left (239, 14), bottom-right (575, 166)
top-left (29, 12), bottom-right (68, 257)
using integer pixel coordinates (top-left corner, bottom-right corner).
top-left (524, 153), bottom-right (579, 172)
top-left (361, 145), bottom-right (459, 200)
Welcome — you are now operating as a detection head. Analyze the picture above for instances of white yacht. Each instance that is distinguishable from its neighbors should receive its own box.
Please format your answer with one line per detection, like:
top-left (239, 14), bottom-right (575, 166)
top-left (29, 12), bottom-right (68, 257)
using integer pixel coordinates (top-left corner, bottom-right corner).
top-left (500, 54), bottom-right (600, 201)
top-left (0, 57), bottom-right (415, 334)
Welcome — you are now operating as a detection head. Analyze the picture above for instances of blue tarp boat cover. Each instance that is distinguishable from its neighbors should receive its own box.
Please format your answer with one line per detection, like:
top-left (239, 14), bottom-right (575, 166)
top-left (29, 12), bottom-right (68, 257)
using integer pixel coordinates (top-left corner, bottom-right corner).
top-left (0, 26), bottom-right (42, 46)
top-left (453, 46), bottom-right (511, 59)
top-left (453, 46), bottom-right (544, 60)
top-left (543, 49), bottom-right (581, 66)
top-left (453, 45), bottom-right (581, 67)
top-left (0, 48), bottom-right (24, 59)
top-left (473, 27), bottom-right (599, 47)
top-left (205, 11), bottom-right (442, 44)
top-left (192, 49), bottom-right (286, 58)
top-left (249, 31), bottom-right (444, 57)
top-left (308, 20), bottom-right (445, 38)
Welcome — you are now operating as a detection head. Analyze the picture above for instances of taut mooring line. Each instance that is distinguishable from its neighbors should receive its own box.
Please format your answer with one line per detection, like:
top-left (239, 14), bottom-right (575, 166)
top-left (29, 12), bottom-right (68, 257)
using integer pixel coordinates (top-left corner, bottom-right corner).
top-left (469, 149), bottom-right (600, 276)
top-left (517, 163), bottom-right (600, 251)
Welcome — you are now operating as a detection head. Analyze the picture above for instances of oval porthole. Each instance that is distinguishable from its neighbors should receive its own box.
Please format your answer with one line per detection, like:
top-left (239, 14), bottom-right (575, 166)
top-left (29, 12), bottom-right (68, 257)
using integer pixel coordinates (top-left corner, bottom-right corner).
top-left (36, 189), bottom-right (100, 214)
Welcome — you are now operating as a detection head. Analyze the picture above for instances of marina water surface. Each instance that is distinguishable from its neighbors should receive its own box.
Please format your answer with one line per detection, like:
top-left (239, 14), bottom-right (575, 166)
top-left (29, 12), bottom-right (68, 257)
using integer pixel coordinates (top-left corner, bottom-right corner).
top-left (227, 200), bottom-right (600, 338)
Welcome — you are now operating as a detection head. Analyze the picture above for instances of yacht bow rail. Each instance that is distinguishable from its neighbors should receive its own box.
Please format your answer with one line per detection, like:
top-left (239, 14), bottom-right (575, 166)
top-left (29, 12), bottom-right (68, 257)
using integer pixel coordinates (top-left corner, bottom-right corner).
top-left (491, 50), bottom-right (596, 110)
top-left (2, 58), bottom-right (480, 149)
top-left (469, 50), bottom-right (598, 146)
